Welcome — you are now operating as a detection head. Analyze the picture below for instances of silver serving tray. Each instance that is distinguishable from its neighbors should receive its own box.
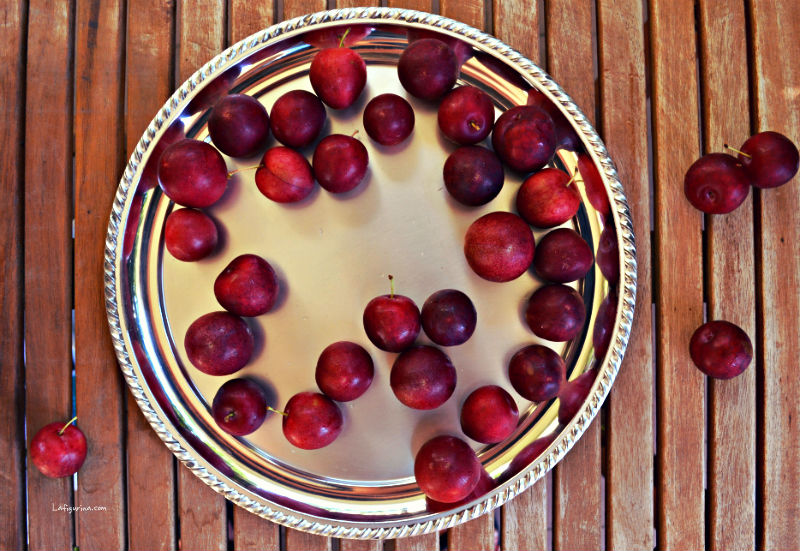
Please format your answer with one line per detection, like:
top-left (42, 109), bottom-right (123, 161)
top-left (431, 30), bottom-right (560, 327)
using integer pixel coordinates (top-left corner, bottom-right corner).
top-left (105, 7), bottom-right (636, 539)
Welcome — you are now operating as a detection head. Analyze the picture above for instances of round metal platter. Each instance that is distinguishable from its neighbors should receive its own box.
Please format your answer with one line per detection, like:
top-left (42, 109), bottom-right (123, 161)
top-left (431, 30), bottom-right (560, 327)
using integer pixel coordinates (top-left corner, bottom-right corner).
top-left (105, 7), bottom-right (636, 539)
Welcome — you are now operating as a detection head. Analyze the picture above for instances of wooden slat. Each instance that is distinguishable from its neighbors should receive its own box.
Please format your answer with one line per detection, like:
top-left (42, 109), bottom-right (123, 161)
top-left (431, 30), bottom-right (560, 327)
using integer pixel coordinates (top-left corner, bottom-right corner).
top-left (750, 1), bottom-right (800, 548)
top-left (0, 1), bottom-right (26, 549)
top-left (394, 534), bottom-right (439, 551)
top-left (340, 538), bottom-right (383, 551)
top-left (697, 1), bottom-right (757, 550)
top-left (596, 0), bottom-right (655, 549)
top-left (175, 1), bottom-right (228, 548)
top-left (229, 0), bottom-right (274, 43)
top-left (649, 0), bottom-right (705, 548)
top-left (283, 0), bottom-right (327, 20)
top-left (386, 0), bottom-right (433, 11)
top-left (336, 0), bottom-right (378, 8)
top-left (24, 1), bottom-right (75, 549)
top-left (73, 1), bottom-right (127, 548)
top-left (286, 529), bottom-right (333, 551)
top-left (125, 0), bottom-right (177, 549)
top-left (493, 0), bottom-right (543, 66)
top-left (546, 2), bottom-right (602, 549)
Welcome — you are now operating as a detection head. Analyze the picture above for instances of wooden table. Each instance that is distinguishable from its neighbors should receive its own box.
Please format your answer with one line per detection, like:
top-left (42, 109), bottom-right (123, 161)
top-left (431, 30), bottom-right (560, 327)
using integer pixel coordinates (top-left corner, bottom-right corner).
top-left (2, 0), bottom-right (798, 549)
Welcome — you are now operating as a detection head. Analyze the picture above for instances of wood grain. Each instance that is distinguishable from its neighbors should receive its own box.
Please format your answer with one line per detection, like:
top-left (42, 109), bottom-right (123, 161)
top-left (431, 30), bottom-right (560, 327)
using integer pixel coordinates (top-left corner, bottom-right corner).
top-left (386, 0), bottom-right (433, 11)
top-left (73, 0), bottom-right (127, 548)
top-left (175, 2), bottom-right (229, 548)
top-left (649, 0), bottom-right (705, 549)
top-left (546, 2), bottom-right (602, 549)
top-left (125, 0), bottom-right (177, 548)
top-left (493, 0), bottom-right (542, 67)
top-left (697, 1), bottom-right (757, 550)
top-left (749, 1), bottom-right (800, 548)
top-left (285, 528), bottom-right (333, 551)
top-left (340, 537), bottom-right (383, 551)
top-left (596, 0), bottom-right (655, 548)
top-left (283, 0), bottom-right (327, 20)
top-left (230, 0), bottom-right (274, 43)
top-left (336, 0), bottom-right (379, 8)
top-left (393, 533), bottom-right (439, 551)
top-left (24, 1), bottom-right (75, 549)
top-left (0, 1), bottom-right (26, 549)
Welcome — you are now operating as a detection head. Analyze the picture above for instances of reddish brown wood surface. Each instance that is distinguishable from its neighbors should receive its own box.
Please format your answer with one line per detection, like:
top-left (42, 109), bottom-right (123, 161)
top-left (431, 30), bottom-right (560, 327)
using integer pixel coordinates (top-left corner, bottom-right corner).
top-left (596, 0), bottom-right (655, 549)
top-left (73, 1), bottom-right (127, 548)
top-left (393, 534), bottom-right (440, 551)
top-left (650, 0), bottom-right (706, 549)
top-left (698, 1), bottom-right (758, 550)
top-left (124, 1), bottom-right (178, 548)
top-left (283, 0), bottom-right (327, 20)
top-left (24, 1), bottom-right (75, 549)
top-left (340, 537), bottom-right (383, 551)
top-left (750, 1), bottom-right (800, 548)
top-left (0, 1), bottom-right (26, 550)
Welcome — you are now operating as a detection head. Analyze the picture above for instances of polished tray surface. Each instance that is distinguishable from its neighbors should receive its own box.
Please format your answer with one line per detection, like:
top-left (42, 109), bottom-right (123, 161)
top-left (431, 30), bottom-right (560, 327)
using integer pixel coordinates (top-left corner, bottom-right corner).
top-left (106, 7), bottom-right (636, 539)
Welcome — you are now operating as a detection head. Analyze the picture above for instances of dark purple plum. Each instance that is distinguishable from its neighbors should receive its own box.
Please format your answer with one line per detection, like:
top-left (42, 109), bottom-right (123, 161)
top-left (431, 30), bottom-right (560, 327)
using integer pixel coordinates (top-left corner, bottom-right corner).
top-left (312, 134), bottom-right (369, 193)
top-left (592, 292), bottom-right (617, 359)
top-left (421, 289), bottom-right (477, 347)
top-left (397, 38), bottom-right (458, 101)
top-left (596, 224), bottom-right (620, 285)
top-left (214, 254), bottom-right (279, 317)
top-left (737, 131), bottom-right (799, 188)
top-left (689, 320), bottom-right (753, 379)
top-left (315, 341), bottom-right (374, 402)
top-left (516, 168), bottom-right (580, 228)
top-left (184, 312), bottom-right (254, 375)
top-left (558, 368), bottom-right (598, 424)
top-left (363, 93), bottom-right (415, 146)
top-left (426, 468), bottom-right (495, 513)
top-left (443, 145), bottom-right (504, 206)
top-left (164, 208), bottom-right (218, 262)
top-left (255, 146), bottom-right (315, 203)
top-left (526, 89), bottom-right (580, 151)
top-left (464, 212), bottom-right (535, 282)
top-left (508, 344), bottom-right (566, 402)
top-left (437, 86), bottom-right (495, 145)
top-left (30, 420), bottom-right (87, 478)
top-left (390, 345), bottom-right (456, 410)
top-left (282, 392), bottom-right (343, 450)
top-left (533, 228), bottom-right (594, 283)
top-left (269, 90), bottom-right (326, 149)
top-left (460, 385), bottom-right (519, 444)
top-left (158, 139), bottom-right (228, 207)
top-left (684, 153), bottom-right (750, 214)
top-left (363, 280), bottom-right (421, 352)
top-left (208, 94), bottom-right (270, 158)
top-left (309, 46), bottom-right (367, 109)
top-left (414, 435), bottom-right (481, 503)
top-left (211, 378), bottom-right (267, 436)
top-left (406, 29), bottom-right (472, 68)
top-left (491, 105), bottom-right (556, 172)
top-left (525, 284), bottom-right (586, 342)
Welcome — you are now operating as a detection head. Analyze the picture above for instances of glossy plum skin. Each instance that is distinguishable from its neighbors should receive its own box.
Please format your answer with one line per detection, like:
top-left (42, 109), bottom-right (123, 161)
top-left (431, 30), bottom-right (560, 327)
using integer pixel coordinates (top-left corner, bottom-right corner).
top-left (214, 254), bottom-right (278, 317)
top-left (211, 378), bottom-right (267, 436)
top-left (414, 435), bottom-right (481, 503)
top-left (421, 289), bottom-right (477, 346)
top-left (184, 312), bottom-right (254, 375)
top-left (437, 86), bottom-right (495, 145)
top-left (363, 294), bottom-right (421, 352)
top-left (269, 90), bottom-right (326, 149)
top-left (516, 168), bottom-right (580, 228)
top-left (503, 433), bottom-right (557, 481)
top-left (397, 38), bottom-right (459, 101)
top-left (443, 146), bottom-right (504, 206)
top-left (312, 134), bottom-right (369, 193)
top-left (390, 345), bottom-right (456, 410)
top-left (315, 341), bottom-right (374, 402)
top-left (282, 392), bottom-right (343, 450)
top-left (426, 468), bottom-right (495, 512)
top-left (491, 105), bottom-right (556, 173)
top-left (255, 146), bottom-right (315, 203)
top-left (592, 292), bottom-right (617, 359)
top-left (363, 93), bottom-right (415, 146)
top-left (208, 94), bottom-right (270, 158)
top-left (684, 153), bottom-right (750, 214)
top-left (526, 89), bottom-right (580, 150)
top-left (309, 47), bottom-right (367, 109)
top-left (689, 320), bottom-right (753, 379)
top-left (164, 208), bottom-right (218, 261)
top-left (30, 422), bottom-right (87, 478)
top-left (738, 131), bottom-right (799, 188)
top-left (460, 385), bottom-right (519, 443)
top-left (533, 228), bottom-right (594, 283)
top-left (596, 224), bottom-right (620, 284)
top-left (158, 139), bottom-right (228, 207)
top-left (576, 154), bottom-right (610, 215)
top-left (508, 344), bottom-right (566, 402)
top-left (525, 284), bottom-right (586, 342)
top-left (464, 212), bottom-right (535, 282)
top-left (558, 368), bottom-right (598, 424)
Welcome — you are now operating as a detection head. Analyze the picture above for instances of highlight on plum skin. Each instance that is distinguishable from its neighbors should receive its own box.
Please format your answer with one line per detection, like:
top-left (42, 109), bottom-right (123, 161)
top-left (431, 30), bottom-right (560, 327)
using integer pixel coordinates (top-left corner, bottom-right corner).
top-left (208, 93), bottom-right (270, 158)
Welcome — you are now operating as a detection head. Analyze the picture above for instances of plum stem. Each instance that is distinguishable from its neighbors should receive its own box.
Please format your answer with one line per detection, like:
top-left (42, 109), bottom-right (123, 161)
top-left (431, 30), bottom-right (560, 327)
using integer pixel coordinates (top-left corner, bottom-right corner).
top-left (59, 416), bottom-right (78, 436)
top-left (338, 28), bottom-right (351, 48)
top-left (267, 406), bottom-right (288, 417)
top-left (468, 120), bottom-right (481, 132)
top-left (724, 143), bottom-right (752, 159)
top-left (227, 164), bottom-right (262, 178)
top-left (565, 172), bottom-right (578, 187)
top-left (388, 274), bottom-right (395, 298)
top-left (224, 412), bottom-right (236, 422)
